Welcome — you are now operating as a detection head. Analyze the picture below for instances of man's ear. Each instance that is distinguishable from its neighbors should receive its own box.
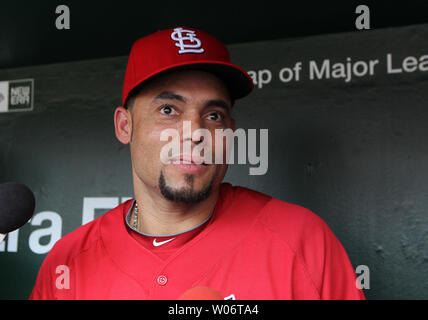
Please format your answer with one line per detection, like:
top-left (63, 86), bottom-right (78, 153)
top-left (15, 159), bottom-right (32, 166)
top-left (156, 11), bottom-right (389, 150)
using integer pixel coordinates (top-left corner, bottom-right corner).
top-left (114, 106), bottom-right (132, 144)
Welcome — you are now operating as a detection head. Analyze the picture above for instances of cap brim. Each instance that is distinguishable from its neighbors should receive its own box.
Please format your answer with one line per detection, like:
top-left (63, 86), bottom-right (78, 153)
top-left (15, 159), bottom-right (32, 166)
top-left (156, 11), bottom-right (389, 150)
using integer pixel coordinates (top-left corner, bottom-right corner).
top-left (128, 60), bottom-right (254, 103)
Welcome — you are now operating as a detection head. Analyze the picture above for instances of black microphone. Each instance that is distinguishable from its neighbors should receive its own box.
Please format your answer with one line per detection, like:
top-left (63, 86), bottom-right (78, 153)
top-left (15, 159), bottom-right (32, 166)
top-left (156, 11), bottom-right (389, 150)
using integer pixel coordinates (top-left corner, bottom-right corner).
top-left (0, 182), bottom-right (35, 244)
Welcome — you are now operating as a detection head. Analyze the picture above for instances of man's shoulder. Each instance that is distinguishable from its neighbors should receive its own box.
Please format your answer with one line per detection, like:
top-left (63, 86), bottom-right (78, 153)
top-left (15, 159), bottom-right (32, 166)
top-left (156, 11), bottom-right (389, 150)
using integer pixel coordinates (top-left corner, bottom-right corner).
top-left (44, 200), bottom-right (131, 265)
top-left (227, 183), bottom-right (319, 220)
top-left (223, 183), bottom-right (272, 207)
top-left (259, 196), bottom-right (327, 233)
top-left (227, 184), bottom-right (329, 246)
top-left (257, 194), bottom-right (338, 258)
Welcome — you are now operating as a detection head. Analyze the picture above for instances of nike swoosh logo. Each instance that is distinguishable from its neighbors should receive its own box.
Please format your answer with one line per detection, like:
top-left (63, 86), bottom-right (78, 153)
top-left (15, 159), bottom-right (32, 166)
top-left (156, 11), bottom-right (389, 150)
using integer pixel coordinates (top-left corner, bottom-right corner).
top-left (153, 238), bottom-right (175, 247)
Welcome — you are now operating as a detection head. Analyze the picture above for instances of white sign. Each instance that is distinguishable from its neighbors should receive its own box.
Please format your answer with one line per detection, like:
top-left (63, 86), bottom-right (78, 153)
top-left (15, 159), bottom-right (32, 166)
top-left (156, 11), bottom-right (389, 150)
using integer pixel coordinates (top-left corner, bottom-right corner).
top-left (0, 79), bottom-right (34, 113)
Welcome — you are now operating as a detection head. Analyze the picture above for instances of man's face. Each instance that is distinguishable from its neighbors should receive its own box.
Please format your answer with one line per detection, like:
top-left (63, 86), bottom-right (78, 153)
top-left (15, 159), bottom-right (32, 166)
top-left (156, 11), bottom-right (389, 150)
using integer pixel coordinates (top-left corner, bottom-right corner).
top-left (127, 70), bottom-right (234, 203)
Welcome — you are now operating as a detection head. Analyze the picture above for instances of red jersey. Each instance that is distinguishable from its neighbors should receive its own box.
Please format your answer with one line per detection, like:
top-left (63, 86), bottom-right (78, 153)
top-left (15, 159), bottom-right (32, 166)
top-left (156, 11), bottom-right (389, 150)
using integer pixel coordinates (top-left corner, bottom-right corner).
top-left (29, 183), bottom-right (365, 300)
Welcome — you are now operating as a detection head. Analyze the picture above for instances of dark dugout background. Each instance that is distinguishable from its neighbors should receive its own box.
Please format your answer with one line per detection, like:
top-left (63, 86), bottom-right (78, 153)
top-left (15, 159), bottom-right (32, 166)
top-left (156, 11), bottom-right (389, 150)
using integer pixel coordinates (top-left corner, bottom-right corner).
top-left (0, 23), bottom-right (427, 299)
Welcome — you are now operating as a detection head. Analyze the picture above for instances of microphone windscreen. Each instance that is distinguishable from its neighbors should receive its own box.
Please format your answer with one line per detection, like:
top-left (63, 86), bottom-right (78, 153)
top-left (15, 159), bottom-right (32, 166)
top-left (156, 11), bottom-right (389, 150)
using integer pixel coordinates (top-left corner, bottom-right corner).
top-left (0, 182), bottom-right (35, 233)
top-left (179, 286), bottom-right (224, 300)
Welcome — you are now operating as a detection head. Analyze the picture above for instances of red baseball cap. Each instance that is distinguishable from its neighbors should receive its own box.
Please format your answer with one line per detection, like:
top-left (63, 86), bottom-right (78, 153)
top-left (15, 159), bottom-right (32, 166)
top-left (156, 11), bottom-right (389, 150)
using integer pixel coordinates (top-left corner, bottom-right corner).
top-left (122, 26), bottom-right (254, 106)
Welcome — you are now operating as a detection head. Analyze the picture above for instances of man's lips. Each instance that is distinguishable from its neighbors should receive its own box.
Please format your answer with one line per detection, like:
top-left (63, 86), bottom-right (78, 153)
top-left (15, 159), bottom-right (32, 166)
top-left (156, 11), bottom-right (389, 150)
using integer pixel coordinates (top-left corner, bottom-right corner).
top-left (170, 154), bottom-right (209, 174)
top-left (171, 162), bottom-right (208, 174)
top-left (171, 154), bottom-right (208, 165)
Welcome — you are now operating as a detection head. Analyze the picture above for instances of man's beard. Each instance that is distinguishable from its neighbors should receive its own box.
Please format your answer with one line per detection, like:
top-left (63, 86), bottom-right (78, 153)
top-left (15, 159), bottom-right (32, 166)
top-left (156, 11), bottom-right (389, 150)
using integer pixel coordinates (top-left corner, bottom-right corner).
top-left (158, 171), bottom-right (214, 203)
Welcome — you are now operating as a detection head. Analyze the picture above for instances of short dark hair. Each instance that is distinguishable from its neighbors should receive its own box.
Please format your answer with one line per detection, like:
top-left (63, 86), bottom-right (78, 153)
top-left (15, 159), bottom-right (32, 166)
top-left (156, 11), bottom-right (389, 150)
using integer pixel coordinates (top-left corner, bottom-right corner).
top-left (124, 85), bottom-right (144, 110)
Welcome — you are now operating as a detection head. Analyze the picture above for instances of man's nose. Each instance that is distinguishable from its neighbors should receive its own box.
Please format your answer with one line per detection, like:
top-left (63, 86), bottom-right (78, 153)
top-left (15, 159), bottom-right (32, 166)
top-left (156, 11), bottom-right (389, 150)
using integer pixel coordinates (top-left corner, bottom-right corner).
top-left (181, 114), bottom-right (204, 144)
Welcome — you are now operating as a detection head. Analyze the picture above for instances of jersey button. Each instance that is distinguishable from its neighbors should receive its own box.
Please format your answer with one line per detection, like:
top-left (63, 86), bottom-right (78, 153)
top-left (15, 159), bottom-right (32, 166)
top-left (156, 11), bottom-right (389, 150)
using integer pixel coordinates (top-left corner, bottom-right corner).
top-left (157, 275), bottom-right (168, 286)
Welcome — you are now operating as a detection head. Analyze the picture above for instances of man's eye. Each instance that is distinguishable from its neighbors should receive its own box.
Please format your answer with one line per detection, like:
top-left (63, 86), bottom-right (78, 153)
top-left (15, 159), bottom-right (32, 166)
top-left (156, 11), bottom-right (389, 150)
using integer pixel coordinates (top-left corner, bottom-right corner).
top-left (207, 112), bottom-right (223, 121)
top-left (160, 105), bottom-right (175, 115)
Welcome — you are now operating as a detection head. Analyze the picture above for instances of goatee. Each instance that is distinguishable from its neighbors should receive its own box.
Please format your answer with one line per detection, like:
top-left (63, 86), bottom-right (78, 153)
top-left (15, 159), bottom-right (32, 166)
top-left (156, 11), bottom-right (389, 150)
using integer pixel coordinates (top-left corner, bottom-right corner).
top-left (158, 171), bottom-right (213, 203)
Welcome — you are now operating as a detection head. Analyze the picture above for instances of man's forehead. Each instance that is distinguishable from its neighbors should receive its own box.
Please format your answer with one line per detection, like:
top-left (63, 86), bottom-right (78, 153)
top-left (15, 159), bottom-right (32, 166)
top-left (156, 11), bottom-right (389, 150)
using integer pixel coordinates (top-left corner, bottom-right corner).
top-left (138, 69), bottom-right (232, 103)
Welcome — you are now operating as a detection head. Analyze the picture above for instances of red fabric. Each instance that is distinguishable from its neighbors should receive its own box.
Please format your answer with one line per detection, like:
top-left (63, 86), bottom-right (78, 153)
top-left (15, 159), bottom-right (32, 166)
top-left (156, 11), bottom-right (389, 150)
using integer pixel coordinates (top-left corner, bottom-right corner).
top-left (127, 215), bottom-right (210, 261)
top-left (29, 183), bottom-right (365, 300)
top-left (122, 27), bottom-right (254, 105)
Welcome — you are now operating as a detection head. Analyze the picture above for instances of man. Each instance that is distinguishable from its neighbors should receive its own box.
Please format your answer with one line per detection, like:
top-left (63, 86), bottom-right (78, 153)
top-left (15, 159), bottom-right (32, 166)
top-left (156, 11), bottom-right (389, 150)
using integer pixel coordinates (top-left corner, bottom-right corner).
top-left (30, 27), bottom-right (365, 300)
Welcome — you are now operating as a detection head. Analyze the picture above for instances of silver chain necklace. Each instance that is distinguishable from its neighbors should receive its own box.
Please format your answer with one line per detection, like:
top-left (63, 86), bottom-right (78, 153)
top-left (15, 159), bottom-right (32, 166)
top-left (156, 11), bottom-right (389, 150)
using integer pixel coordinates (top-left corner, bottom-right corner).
top-left (133, 202), bottom-right (139, 230)
top-left (131, 201), bottom-right (213, 236)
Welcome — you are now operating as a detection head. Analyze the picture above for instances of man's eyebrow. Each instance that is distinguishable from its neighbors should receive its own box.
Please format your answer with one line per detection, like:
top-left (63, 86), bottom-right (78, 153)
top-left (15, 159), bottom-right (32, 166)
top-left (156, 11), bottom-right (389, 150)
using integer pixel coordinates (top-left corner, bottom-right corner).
top-left (152, 91), bottom-right (231, 111)
top-left (152, 91), bottom-right (187, 103)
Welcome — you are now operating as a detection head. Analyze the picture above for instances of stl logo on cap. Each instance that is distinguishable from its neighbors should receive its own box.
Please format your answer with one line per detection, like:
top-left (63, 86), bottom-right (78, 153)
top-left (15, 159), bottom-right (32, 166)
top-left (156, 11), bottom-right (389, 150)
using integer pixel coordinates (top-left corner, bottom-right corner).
top-left (170, 27), bottom-right (205, 55)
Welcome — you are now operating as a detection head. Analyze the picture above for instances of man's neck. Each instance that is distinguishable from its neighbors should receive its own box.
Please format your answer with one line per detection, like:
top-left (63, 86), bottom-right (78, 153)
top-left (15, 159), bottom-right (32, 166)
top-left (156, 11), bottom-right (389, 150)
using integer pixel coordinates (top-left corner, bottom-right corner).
top-left (132, 182), bottom-right (220, 236)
